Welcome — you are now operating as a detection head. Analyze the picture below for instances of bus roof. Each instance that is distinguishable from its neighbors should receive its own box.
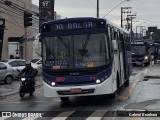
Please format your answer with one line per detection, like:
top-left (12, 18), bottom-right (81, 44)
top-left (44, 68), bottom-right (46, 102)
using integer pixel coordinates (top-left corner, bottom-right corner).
top-left (41, 17), bottom-right (106, 25)
top-left (41, 17), bottom-right (129, 35)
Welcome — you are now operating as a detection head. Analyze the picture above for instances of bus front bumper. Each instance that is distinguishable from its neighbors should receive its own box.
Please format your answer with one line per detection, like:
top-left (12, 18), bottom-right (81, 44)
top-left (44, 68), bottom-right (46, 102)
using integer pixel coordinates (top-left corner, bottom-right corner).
top-left (43, 77), bottom-right (114, 98)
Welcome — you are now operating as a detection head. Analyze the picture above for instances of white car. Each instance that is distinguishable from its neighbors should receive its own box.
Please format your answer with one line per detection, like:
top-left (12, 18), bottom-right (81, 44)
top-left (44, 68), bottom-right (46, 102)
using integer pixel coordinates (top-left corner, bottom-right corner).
top-left (0, 59), bottom-right (41, 78)
top-left (0, 59), bottom-right (26, 78)
top-left (30, 58), bottom-right (42, 75)
top-left (30, 58), bottom-right (42, 65)
top-left (0, 62), bottom-right (15, 84)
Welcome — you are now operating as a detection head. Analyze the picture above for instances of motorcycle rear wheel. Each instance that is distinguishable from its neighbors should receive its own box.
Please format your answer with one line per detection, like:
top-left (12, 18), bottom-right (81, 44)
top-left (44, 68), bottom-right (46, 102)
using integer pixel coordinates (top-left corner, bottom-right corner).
top-left (19, 87), bottom-right (25, 98)
top-left (29, 92), bottom-right (33, 96)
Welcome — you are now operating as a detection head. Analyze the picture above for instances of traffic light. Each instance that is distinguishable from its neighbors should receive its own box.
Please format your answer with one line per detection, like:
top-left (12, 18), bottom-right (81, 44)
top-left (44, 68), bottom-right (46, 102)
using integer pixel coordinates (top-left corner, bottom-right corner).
top-left (23, 11), bottom-right (32, 28)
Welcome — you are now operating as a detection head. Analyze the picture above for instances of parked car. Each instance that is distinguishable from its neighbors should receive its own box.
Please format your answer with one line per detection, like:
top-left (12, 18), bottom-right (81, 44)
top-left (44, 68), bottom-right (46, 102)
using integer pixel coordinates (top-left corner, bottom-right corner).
top-left (0, 62), bottom-right (15, 84)
top-left (0, 59), bottom-right (26, 79)
top-left (30, 58), bottom-right (42, 75)
top-left (30, 58), bottom-right (42, 65)
top-left (0, 59), bottom-right (41, 78)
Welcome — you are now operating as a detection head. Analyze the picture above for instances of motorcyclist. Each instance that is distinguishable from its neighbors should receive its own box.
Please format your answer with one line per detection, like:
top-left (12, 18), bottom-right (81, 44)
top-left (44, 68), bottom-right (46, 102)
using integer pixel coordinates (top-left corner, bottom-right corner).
top-left (18, 61), bottom-right (37, 91)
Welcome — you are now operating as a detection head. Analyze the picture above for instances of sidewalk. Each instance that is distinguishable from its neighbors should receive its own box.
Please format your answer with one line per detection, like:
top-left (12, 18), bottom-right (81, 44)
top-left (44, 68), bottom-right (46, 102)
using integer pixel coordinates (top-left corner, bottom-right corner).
top-left (145, 61), bottom-right (160, 79)
top-left (0, 76), bottom-right (43, 100)
top-left (119, 61), bottom-right (160, 111)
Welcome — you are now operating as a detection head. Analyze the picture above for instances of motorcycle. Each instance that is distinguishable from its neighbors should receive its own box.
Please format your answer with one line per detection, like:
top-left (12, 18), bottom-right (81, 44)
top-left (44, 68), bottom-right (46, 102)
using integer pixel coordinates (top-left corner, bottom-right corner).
top-left (19, 75), bottom-right (35, 99)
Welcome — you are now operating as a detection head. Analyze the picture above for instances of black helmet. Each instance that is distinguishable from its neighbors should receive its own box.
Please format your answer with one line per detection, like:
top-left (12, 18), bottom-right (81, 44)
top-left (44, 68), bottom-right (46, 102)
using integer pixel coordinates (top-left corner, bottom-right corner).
top-left (26, 61), bottom-right (31, 68)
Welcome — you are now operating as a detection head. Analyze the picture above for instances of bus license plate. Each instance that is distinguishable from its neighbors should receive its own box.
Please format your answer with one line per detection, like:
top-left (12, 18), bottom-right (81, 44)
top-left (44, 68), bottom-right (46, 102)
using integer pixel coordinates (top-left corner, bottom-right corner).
top-left (70, 88), bottom-right (81, 93)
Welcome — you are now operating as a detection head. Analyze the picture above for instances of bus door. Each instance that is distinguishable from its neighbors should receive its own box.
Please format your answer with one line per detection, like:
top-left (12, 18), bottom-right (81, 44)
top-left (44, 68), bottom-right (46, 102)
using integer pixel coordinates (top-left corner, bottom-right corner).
top-left (119, 33), bottom-right (125, 84)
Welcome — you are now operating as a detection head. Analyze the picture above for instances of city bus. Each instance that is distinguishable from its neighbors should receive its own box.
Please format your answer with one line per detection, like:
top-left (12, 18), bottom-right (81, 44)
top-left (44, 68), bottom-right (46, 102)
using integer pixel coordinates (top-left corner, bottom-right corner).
top-left (40, 17), bottom-right (132, 102)
top-left (131, 40), bottom-right (155, 66)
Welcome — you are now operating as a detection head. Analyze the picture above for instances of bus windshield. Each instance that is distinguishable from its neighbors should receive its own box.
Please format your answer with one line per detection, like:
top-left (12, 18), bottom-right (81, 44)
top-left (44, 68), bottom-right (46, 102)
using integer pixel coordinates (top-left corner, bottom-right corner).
top-left (131, 45), bottom-right (146, 55)
top-left (42, 33), bottom-right (110, 69)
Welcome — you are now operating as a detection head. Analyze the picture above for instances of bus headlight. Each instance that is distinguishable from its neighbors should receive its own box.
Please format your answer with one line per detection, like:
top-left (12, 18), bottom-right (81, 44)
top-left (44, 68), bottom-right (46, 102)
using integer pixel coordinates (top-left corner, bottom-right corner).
top-left (51, 82), bottom-right (56, 86)
top-left (144, 56), bottom-right (148, 59)
top-left (96, 79), bottom-right (101, 84)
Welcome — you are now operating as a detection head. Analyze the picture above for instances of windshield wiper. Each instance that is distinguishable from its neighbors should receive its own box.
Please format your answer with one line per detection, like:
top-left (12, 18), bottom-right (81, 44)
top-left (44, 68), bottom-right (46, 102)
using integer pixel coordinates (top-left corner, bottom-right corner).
top-left (58, 36), bottom-right (69, 50)
top-left (82, 34), bottom-right (90, 50)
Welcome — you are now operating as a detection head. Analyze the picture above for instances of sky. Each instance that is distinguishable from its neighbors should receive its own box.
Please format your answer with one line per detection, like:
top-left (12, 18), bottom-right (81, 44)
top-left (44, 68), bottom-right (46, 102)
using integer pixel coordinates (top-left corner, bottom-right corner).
top-left (32, 0), bottom-right (160, 33)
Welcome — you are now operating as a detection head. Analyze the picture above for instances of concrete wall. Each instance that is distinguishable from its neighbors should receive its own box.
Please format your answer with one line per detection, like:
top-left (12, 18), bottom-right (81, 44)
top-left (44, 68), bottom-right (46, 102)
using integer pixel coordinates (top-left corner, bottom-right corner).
top-left (0, 0), bottom-right (33, 61)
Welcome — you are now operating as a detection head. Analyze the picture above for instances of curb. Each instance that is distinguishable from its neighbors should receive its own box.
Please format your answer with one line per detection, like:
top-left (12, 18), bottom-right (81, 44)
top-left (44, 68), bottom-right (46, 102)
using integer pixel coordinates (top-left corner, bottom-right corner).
top-left (144, 75), bottom-right (160, 79)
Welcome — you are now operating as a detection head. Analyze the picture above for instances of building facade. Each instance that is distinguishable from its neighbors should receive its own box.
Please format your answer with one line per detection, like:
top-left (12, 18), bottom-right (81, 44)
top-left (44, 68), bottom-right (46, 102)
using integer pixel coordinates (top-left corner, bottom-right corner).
top-left (0, 0), bottom-right (61, 60)
top-left (0, 0), bottom-right (33, 60)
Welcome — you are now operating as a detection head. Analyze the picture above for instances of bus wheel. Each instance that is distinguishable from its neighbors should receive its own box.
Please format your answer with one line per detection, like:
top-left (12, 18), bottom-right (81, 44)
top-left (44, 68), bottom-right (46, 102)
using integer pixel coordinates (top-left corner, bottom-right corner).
top-left (124, 78), bottom-right (129, 87)
top-left (109, 93), bottom-right (116, 99)
top-left (60, 97), bottom-right (69, 102)
top-left (110, 74), bottom-right (119, 99)
top-left (124, 70), bottom-right (129, 87)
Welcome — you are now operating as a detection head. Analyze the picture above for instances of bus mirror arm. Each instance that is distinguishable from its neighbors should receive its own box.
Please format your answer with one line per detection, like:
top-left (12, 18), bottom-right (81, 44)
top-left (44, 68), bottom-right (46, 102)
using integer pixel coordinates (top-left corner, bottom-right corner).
top-left (112, 39), bottom-right (118, 53)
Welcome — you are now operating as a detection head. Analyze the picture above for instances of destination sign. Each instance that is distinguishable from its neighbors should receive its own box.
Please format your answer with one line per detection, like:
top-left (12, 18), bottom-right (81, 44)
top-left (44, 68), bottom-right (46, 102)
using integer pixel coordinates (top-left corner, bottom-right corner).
top-left (41, 21), bottom-right (106, 32)
top-left (53, 22), bottom-right (94, 30)
top-left (131, 41), bottom-right (144, 45)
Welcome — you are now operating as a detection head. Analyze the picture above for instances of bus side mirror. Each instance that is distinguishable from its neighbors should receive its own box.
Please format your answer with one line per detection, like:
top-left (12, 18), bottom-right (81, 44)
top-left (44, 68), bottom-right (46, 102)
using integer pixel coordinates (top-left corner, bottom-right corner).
top-left (112, 39), bottom-right (118, 53)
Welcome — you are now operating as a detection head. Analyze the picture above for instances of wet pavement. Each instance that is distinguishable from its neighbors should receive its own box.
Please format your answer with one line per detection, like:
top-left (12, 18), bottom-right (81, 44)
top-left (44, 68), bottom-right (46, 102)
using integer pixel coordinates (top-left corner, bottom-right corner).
top-left (1, 62), bottom-right (160, 119)
top-left (124, 61), bottom-right (160, 110)
top-left (0, 76), bottom-right (43, 100)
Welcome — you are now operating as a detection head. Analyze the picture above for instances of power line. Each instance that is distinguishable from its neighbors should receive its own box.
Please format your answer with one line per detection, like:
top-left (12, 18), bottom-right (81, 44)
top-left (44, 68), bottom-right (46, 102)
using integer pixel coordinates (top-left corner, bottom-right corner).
top-left (0, 0), bottom-right (40, 32)
top-left (0, 6), bottom-right (23, 18)
top-left (0, 10), bottom-right (23, 27)
top-left (103, 1), bottom-right (127, 18)
top-left (137, 17), bottom-right (160, 24)
top-left (0, 0), bottom-right (39, 17)
top-left (0, 0), bottom-right (24, 12)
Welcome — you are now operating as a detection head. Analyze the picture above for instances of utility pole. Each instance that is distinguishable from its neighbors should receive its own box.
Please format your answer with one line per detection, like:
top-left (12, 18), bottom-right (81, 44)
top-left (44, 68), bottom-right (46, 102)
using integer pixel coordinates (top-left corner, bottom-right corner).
top-left (127, 14), bottom-right (136, 41)
top-left (23, 1), bottom-right (32, 60)
top-left (140, 26), bottom-right (146, 39)
top-left (97, 0), bottom-right (99, 18)
top-left (24, 1), bottom-right (27, 60)
top-left (53, 0), bottom-right (55, 20)
top-left (136, 26), bottom-right (145, 39)
top-left (121, 7), bottom-right (132, 28)
top-left (136, 26), bottom-right (139, 39)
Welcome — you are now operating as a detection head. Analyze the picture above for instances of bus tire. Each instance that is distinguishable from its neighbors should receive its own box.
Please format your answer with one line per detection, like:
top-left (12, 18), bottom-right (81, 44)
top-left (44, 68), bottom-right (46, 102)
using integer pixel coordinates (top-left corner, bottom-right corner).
top-left (124, 69), bottom-right (129, 87)
top-left (60, 97), bottom-right (69, 102)
top-left (124, 79), bottom-right (129, 87)
top-left (109, 73), bottom-right (119, 99)
top-left (116, 73), bottom-right (120, 89)
top-left (109, 93), bottom-right (116, 99)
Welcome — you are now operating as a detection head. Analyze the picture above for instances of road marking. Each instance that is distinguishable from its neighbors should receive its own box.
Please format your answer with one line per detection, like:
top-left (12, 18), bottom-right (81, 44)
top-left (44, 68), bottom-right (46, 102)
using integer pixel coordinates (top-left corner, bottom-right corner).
top-left (51, 111), bottom-right (74, 120)
top-left (129, 117), bottom-right (138, 120)
top-left (86, 110), bottom-right (106, 120)
top-left (118, 78), bottom-right (139, 100)
top-left (22, 117), bottom-right (39, 120)
top-left (118, 68), bottom-right (148, 100)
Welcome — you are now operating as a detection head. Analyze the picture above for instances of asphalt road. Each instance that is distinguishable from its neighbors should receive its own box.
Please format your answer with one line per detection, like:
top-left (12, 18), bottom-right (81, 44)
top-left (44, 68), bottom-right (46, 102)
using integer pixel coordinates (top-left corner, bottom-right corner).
top-left (0, 63), bottom-right (160, 120)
